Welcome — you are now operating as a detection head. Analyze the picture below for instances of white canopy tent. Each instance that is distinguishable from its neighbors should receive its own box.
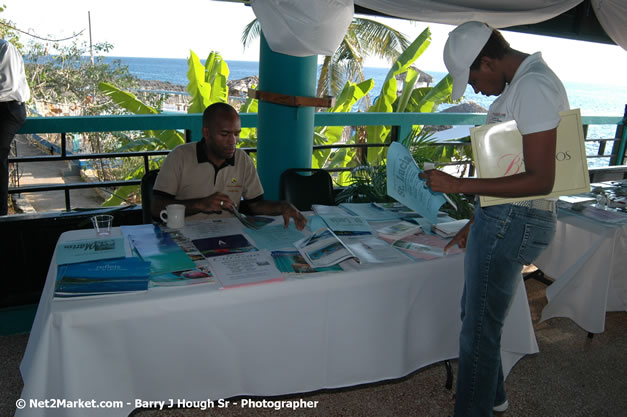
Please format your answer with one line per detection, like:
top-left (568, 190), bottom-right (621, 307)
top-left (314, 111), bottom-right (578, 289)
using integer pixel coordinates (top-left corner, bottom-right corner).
top-left (249, 0), bottom-right (626, 57)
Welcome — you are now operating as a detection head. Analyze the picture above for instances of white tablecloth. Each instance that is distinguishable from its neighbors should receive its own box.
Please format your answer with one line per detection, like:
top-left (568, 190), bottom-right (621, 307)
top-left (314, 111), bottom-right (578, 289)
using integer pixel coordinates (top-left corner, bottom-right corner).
top-left (534, 210), bottom-right (627, 333)
top-left (18, 228), bottom-right (538, 417)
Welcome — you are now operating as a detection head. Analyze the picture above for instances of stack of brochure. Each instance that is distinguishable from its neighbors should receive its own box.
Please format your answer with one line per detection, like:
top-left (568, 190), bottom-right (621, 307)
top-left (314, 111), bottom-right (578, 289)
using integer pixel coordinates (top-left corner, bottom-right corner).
top-left (432, 219), bottom-right (469, 238)
top-left (56, 236), bottom-right (126, 265)
top-left (376, 221), bottom-right (422, 241)
top-left (55, 258), bottom-right (150, 299)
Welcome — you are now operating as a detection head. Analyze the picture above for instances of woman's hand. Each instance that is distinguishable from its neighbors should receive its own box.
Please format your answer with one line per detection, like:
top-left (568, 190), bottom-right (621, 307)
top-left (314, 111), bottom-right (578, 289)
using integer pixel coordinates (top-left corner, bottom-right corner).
top-left (419, 170), bottom-right (462, 194)
top-left (444, 219), bottom-right (473, 252)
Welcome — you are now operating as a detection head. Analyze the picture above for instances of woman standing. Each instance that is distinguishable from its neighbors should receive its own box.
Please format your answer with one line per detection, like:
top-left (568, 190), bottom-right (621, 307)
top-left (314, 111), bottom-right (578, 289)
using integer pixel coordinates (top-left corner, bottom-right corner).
top-left (421, 21), bottom-right (570, 417)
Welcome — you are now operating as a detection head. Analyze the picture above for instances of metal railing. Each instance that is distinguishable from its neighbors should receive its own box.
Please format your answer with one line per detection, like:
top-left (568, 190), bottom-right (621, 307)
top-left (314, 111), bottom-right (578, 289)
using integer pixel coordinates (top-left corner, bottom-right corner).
top-left (11, 111), bottom-right (626, 212)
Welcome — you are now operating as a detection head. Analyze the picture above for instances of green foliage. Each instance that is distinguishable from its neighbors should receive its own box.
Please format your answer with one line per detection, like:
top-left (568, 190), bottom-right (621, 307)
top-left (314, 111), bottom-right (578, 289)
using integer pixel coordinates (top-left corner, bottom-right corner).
top-left (0, 6), bottom-right (24, 49)
top-left (97, 51), bottom-right (232, 205)
top-left (186, 51), bottom-right (229, 113)
top-left (312, 78), bottom-right (374, 174)
top-left (25, 40), bottom-right (139, 113)
top-left (335, 165), bottom-right (392, 204)
top-left (337, 128), bottom-right (475, 220)
top-left (237, 93), bottom-right (259, 163)
top-left (365, 28), bottom-right (431, 165)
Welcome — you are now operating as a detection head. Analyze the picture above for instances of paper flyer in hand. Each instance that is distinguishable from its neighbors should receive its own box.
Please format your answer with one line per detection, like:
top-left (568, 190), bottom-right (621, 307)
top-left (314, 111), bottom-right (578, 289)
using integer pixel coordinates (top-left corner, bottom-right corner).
top-left (294, 228), bottom-right (358, 268)
top-left (386, 142), bottom-right (446, 224)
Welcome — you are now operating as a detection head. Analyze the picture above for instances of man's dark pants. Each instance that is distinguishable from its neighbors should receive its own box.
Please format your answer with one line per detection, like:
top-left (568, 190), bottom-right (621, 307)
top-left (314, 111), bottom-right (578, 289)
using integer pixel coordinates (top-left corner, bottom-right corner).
top-left (0, 101), bottom-right (26, 215)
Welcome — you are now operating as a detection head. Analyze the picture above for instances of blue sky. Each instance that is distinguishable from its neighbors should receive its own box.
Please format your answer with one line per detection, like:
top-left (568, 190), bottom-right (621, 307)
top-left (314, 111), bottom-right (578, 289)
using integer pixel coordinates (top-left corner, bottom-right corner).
top-left (3, 0), bottom-right (627, 85)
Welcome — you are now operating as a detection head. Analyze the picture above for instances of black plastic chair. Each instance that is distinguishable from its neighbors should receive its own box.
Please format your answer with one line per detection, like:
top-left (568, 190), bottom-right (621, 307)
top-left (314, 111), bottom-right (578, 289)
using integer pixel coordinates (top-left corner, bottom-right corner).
top-left (140, 169), bottom-right (160, 224)
top-left (279, 168), bottom-right (334, 211)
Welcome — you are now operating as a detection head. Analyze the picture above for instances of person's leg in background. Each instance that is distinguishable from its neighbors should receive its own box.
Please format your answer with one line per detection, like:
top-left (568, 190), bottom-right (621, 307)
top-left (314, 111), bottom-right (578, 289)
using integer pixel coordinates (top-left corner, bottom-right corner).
top-left (0, 101), bottom-right (26, 215)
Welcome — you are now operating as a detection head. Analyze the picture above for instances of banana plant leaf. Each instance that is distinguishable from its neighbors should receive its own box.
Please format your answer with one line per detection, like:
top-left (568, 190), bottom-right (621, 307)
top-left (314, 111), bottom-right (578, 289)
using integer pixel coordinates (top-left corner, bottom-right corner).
top-left (187, 50), bottom-right (213, 113)
top-left (366, 28), bottom-right (432, 165)
top-left (239, 94), bottom-right (258, 143)
top-left (102, 159), bottom-right (163, 206)
top-left (312, 79), bottom-right (373, 169)
top-left (98, 82), bottom-right (186, 151)
top-left (406, 74), bottom-right (455, 114)
top-left (205, 51), bottom-right (229, 103)
top-left (394, 68), bottom-right (418, 113)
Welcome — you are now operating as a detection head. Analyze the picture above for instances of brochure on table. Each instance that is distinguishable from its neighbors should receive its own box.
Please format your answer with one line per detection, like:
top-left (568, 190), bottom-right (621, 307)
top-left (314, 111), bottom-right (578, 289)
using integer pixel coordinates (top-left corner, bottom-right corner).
top-left (432, 219), bottom-right (470, 238)
top-left (207, 250), bottom-right (284, 288)
top-left (386, 142), bottom-right (447, 224)
top-left (340, 235), bottom-right (413, 264)
top-left (272, 250), bottom-right (343, 274)
top-left (294, 228), bottom-right (358, 268)
top-left (244, 223), bottom-right (307, 251)
top-left (338, 202), bottom-right (405, 221)
top-left (178, 218), bottom-right (243, 240)
top-left (376, 221), bottom-right (423, 241)
top-left (390, 233), bottom-right (464, 262)
top-left (149, 259), bottom-right (216, 287)
top-left (317, 214), bottom-right (372, 234)
top-left (124, 224), bottom-right (196, 275)
top-left (191, 234), bottom-right (257, 258)
top-left (55, 257), bottom-right (151, 299)
top-left (56, 236), bottom-right (126, 265)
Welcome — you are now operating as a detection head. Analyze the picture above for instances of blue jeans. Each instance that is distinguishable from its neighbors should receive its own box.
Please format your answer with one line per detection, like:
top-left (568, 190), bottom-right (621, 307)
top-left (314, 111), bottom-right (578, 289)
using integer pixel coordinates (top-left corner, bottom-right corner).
top-left (454, 203), bottom-right (556, 417)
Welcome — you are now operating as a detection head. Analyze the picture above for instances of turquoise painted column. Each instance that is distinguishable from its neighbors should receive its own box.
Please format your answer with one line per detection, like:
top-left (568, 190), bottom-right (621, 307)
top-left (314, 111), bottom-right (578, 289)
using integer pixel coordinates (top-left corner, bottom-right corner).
top-left (257, 34), bottom-right (317, 200)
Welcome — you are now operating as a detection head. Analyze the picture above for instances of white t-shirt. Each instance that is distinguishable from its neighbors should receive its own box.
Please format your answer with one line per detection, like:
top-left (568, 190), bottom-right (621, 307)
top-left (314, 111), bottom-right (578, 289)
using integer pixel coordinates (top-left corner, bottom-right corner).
top-left (0, 39), bottom-right (30, 103)
top-left (486, 52), bottom-right (570, 135)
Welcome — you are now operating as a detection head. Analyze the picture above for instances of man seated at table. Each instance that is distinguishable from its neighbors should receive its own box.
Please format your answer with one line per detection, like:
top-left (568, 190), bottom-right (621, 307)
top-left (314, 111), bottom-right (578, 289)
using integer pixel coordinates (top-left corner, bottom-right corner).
top-left (151, 102), bottom-right (306, 230)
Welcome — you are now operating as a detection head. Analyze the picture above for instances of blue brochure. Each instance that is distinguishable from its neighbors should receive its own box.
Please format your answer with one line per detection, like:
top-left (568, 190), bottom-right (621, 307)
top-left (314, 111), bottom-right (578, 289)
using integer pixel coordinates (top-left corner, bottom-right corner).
top-left (56, 237), bottom-right (126, 265)
top-left (55, 257), bottom-right (151, 298)
top-left (386, 142), bottom-right (446, 224)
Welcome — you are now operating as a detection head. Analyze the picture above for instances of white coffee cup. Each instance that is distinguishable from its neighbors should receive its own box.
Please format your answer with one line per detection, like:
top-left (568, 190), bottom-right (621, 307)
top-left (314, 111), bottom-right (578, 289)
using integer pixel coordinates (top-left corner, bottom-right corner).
top-left (160, 204), bottom-right (185, 228)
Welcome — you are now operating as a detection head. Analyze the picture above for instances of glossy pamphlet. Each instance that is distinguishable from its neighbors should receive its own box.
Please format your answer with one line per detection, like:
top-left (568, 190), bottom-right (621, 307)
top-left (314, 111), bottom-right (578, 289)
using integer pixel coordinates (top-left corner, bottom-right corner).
top-left (55, 257), bottom-right (150, 298)
top-left (386, 142), bottom-right (447, 223)
top-left (125, 224), bottom-right (196, 275)
top-left (56, 236), bottom-right (126, 265)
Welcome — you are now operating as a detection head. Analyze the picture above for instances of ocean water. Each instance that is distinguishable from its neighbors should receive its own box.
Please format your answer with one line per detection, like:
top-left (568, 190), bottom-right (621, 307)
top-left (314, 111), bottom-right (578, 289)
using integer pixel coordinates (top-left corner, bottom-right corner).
top-left (105, 56), bottom-right (626, 166)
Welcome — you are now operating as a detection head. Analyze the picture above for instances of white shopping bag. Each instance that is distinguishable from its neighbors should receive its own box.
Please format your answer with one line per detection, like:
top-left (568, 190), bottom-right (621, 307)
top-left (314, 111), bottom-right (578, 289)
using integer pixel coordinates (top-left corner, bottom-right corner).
top-left (470, 109), bottom-right (590, 207)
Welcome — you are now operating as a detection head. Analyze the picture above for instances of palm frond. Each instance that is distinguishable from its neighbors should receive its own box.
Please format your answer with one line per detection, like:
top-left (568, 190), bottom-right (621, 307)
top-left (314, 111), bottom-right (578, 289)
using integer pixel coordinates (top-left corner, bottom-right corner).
top-left (241, 19), bottom-right (261, 50)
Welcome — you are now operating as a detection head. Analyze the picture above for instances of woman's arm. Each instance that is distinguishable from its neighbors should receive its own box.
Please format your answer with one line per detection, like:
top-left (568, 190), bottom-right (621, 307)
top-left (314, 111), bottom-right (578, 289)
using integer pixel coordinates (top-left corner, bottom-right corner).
top-left (421, 128), bottom-right (557, 197)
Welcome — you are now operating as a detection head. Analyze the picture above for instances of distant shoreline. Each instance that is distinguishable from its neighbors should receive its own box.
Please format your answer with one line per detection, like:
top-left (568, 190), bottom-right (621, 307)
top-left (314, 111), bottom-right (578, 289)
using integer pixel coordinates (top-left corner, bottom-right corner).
top-left (134, 78), bottom-right (186, 93)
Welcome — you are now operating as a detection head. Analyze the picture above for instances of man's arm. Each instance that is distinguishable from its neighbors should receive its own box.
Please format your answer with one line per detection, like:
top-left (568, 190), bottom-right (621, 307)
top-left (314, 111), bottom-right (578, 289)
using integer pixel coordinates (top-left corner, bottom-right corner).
top-left (246, 200), bottom-right (307, 231)
top-left (422, 128), bottom-right (557, 197)
top-left (151, 191), bottom-right (233, 220)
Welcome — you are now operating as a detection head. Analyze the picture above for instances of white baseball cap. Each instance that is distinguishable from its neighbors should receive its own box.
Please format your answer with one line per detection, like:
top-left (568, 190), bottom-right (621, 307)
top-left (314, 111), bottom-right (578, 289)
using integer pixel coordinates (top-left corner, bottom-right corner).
top-left (443, 21), bottom-right (493, 101)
